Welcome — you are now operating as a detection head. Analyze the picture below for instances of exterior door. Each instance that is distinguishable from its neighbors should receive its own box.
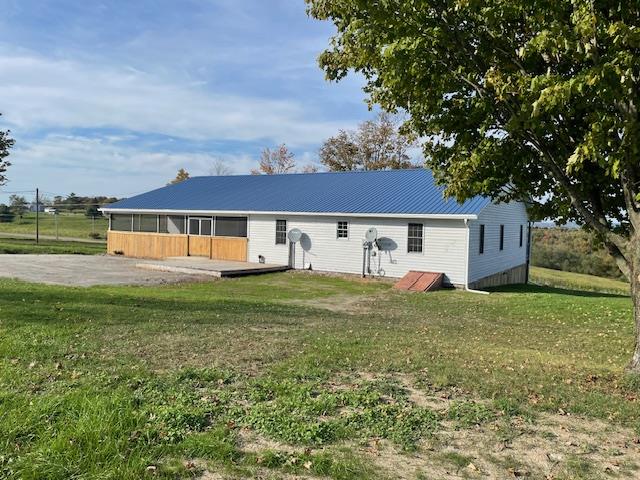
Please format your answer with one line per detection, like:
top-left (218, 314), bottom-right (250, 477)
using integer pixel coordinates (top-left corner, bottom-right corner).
top-left (188, 217), bottom-right (212, 257)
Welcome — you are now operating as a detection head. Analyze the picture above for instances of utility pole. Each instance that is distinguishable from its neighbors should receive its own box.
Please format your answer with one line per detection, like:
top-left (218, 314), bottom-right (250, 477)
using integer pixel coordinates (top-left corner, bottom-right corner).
top-left (35, 188), bottom-right (39, 244)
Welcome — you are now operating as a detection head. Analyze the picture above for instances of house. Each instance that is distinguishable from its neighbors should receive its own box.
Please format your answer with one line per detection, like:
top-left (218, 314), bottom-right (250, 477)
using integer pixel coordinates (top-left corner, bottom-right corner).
top-left (100, 169), bottom-right (530, 288)
top-left (44, 207), bottom-right (58, 214)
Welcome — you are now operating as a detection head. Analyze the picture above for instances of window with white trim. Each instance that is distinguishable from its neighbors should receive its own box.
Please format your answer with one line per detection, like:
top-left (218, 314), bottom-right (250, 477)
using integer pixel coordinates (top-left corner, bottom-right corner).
top-left (275, 219), bottom-right (287, 245)
top-left (337, 221), bottom-right (348, 239)
top-left (407, 223), bottom-right (423, 253)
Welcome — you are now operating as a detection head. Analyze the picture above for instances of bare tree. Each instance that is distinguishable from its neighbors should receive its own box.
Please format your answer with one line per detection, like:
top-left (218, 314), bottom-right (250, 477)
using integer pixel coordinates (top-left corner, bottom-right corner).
top-left (320, 112), bottom-right (416, 171)
top-left (251, 144), bottom-right (296, 175)
top-left (300, 164), bottom-right (319, 173)
top-left (210, 159), bottom-right (232, 176)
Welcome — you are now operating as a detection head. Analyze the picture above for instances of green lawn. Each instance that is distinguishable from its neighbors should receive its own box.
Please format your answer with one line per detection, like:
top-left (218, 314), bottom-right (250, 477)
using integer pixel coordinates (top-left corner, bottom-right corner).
top-left (1, 271), bottom-right (638, 479)
top-left (0, 237), bottom-right (106, 255)
top-left (531, 265), bottom-right (630, 295)
top-left (0, 212), bottom-right (108, 240)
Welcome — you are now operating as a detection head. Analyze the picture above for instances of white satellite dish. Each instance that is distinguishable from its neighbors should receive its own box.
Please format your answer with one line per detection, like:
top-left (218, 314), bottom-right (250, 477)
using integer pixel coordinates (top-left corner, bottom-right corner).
top-left (365, 227), bottom-right (378, 243)
top-left (288, 228), bottom-right (302, 243)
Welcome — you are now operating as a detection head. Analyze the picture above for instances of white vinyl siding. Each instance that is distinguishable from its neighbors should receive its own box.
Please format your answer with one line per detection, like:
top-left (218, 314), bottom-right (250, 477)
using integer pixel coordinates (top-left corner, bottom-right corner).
top-left (248, 215), bottom-right (468, 285)
top-left (467, 201), bottom-right (528, 283)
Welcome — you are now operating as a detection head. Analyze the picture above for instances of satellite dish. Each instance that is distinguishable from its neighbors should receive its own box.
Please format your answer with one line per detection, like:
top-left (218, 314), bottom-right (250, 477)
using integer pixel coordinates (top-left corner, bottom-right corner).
top-left (288, 228), bottom-right (302, 243)
top-left (365, 227), bottom-right (378, 243)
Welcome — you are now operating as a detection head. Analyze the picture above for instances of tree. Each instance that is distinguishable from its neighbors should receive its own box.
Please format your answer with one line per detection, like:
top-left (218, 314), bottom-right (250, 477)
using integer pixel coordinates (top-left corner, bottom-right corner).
top-left (307, 1), bottom-right (640, 370)
top-left (0, 204), bottom-right (14, 223)
top-left (168, 168), bottom-right (191, 185)
top-left (321, 113), bottom-right (416, 171)
top-left (319, 130), bottom-right (360, 171)
top-left (252, 144), bottom-right (296, 175)
top-left (85, 205), bottom-right (101, 218)
top-left (300, 164), bottom-right (319, 173)
top-left (9, 194), bottom-right (28, 216)
top-left (210, 159), bottom-right (232, 176)
top-left (0, 114), bottom-right (14, 186)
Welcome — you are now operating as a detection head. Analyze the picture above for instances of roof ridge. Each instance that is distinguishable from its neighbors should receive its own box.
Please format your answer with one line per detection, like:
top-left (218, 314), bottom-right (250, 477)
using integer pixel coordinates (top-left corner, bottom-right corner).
top-left (190, 168), bottom-right (426, 180)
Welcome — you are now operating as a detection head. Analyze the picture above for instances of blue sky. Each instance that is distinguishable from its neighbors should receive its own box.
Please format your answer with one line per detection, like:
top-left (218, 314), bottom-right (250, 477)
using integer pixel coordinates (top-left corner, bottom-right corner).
top-left (0, 0), bottom-right (373, 203)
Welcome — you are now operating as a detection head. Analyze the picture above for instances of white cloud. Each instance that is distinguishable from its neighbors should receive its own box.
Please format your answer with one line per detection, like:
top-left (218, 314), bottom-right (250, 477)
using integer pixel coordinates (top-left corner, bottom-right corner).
top-left (0, 51), bottom-right (351, 146)
top-left (0, 134), bottom-right (256, 202)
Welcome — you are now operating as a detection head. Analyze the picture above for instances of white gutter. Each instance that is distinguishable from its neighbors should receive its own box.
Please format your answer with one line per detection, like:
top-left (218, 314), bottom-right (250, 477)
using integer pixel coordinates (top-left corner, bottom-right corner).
top-left (463, 218), bottom-right (489, 295)
top-left (99, 208), bottom-right (478, 221)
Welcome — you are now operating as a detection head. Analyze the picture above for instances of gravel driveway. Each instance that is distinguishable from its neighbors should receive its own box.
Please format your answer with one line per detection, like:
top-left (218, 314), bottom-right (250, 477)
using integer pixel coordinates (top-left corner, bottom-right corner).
top-left (0, 254), bottom-right (205, 287)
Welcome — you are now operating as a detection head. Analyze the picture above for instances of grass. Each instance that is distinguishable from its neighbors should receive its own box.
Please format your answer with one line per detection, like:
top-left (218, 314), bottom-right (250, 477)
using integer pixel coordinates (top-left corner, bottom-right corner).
top-left (530, 265), bottom-right (629, 295)
top-left (0, 212), bottom-right (108, 239)
top-left (0, 237), bottom-right (106, 255)
top-left (0, 270), bottom-right (638, 479)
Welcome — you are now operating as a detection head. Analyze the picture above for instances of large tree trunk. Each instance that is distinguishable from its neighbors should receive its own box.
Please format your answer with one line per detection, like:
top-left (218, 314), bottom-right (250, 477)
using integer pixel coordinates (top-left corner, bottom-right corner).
top-left (632, 284), bottom-right (640, 372)
top-left (630, 236), bottom-right (640, 373)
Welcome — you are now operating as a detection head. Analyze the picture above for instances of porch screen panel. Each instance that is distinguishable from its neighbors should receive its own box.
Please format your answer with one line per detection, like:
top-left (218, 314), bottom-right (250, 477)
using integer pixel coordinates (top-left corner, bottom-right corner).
top-left (201, 219), bottom-right (212, 236)
top-left (139, 215), bottom-right (158, 233)
top-left (215, 217), bottom-right (247, 237)
top-left (159, 216), bottom-right (168, 233)
top-left (168, 216), bottom-right (186, 234)
top-left (111, 214), bottom-right (132, 231)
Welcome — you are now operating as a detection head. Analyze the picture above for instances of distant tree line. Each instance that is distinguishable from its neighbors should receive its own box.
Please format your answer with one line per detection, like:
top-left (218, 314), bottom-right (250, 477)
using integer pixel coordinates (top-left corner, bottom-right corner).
top-left (531, 228), bottom-right (627, 281)
top-left (0, 193), bottom-right (119, 223)
top-left (51, 194), bottom-right (119, 216)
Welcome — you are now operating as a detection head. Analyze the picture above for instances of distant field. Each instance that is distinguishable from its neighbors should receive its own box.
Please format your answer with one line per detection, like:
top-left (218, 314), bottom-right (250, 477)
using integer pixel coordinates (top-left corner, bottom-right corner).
top-left (0, 238), bottom-right (105, 255)
top-left (1, 269), bottom-right (638, 479)
top-left (0, 212), bottom-right (108, 240)
top-left (530, 265), bottom-right (629, 295)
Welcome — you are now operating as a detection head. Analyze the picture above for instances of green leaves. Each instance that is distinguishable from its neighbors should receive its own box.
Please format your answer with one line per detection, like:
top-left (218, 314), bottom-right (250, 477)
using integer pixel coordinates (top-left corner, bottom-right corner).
top-left (306, 0), bottom-right (640, 233)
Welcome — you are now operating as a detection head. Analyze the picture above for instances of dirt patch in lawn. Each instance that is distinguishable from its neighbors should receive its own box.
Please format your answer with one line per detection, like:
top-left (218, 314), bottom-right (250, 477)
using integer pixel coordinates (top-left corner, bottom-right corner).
top-left (284, 291), bottom-right (390, 315)
top-left (353, 373), bottom-right (640, 479)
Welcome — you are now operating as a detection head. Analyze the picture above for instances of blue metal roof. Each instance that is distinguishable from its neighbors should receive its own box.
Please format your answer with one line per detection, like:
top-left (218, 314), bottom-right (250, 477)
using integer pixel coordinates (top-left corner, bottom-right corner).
top-left (105, 169), bottom-right (490, 216)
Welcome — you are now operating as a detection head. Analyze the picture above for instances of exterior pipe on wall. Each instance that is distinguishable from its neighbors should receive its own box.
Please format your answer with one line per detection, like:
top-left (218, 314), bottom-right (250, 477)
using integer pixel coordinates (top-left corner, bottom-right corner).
top-left (463, 218), bottom-right (490, 295)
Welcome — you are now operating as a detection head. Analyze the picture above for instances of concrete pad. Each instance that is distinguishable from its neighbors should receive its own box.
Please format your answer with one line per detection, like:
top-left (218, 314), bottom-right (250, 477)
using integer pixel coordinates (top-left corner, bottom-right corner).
top-left (0, 254), bottom-right (209, 287)
top-left (135, 257), bottom-right (288, 277)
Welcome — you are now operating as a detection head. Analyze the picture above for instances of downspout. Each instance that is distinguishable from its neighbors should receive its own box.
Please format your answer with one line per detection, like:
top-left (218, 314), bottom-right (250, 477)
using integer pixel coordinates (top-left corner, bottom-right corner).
top-left (464, 218), bottom-right (489, 295)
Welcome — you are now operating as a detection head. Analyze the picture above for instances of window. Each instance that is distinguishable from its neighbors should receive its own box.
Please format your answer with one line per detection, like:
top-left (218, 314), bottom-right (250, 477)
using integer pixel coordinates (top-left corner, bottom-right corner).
top-left (479, 224), bottom-right (485, 254)
top-left (408, 223), bottom-right (423, 253)
top-left (215, 217), bottom-right (248, 237)
top-left (275, 219), bottom-right (287, 245)
top-left (138, 215), bottom-right (158, 233)
top-left (111, 214), bottom-right (132, 231)
top-left (189, 217), bottom-right (212, 236)
top-left (499, 225), bottom-right (505, 251)
top-left (519, 225), bottom-right (523, 247)
top-left (168, 215), bottom-right (186, 234)
top-left (159, 216), bottom-right (168, 234)
top-left (337, 221), bottom-right (348, 239)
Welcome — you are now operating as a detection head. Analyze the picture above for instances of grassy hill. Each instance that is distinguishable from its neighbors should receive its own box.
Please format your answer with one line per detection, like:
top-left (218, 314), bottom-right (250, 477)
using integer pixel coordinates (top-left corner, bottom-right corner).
top-left (1, 268), bottom-right (638, 479)
top-left (532, 227), bottom-right (626, 281)
top-left (530, 266), bottom-right (629, 295)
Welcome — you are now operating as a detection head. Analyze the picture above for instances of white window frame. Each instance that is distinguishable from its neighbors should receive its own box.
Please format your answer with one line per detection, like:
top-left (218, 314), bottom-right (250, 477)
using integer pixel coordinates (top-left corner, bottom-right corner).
top-left (188, 216), bottom-right (213, 236)
top-left (275, 219), bottom-right (287, 245)
top-left (407, 222), bottom-right (424, 254)
top-left (336, 220), bottom-right (349, 239)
